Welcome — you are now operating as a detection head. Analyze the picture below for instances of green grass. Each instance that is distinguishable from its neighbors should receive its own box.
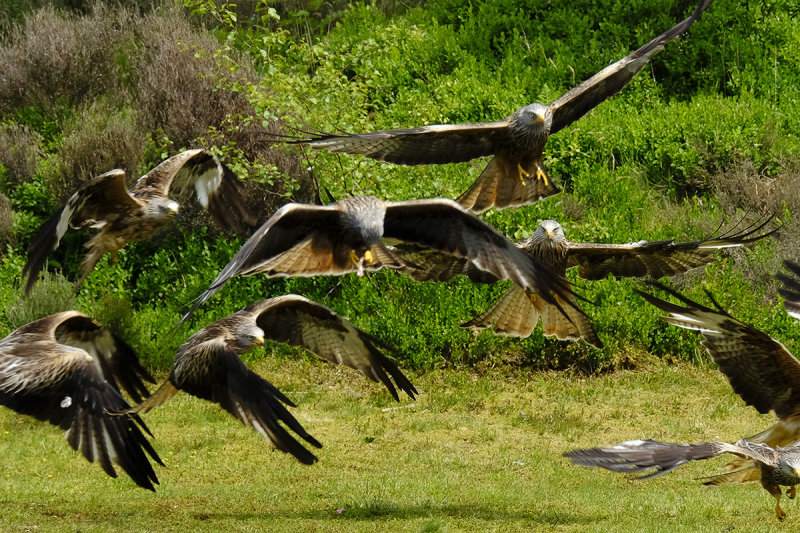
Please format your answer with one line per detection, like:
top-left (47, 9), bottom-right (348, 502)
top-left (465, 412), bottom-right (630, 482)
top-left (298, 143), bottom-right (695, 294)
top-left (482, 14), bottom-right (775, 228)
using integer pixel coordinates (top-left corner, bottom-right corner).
top-left (0, 356), bottom-right (794, 532)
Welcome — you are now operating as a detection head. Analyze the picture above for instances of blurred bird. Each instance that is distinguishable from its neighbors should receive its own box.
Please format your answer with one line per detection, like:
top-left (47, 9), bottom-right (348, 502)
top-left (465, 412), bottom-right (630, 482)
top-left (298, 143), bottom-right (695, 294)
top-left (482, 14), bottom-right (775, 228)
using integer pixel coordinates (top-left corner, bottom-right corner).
top-left (566, 277), bottom-right (800, 520)
top-left (263, 0), bottom-right (713, 213)
top-left (565, 439), bottom-right (800, 521)
top-left (23, 149), bottom-right (256, 293)
top-left (123, 295), bottom-right (416, 465)
top-left (0, 311), bottom-right (161, 490)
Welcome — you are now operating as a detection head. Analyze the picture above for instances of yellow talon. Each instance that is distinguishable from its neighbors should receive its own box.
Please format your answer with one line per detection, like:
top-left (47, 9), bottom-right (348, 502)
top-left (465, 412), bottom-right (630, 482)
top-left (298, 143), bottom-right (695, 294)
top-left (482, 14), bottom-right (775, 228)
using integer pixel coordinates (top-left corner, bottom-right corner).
top-left (536, 166), bottom-right (550, 188)
top-left (363, 250), bottom-right (374, 265)
top-left (528, 293), bottom-right (537, 304)
top-left (516, 163), bottom-right (530, 186)
top-left (349, 250), bottom-right (360, 266)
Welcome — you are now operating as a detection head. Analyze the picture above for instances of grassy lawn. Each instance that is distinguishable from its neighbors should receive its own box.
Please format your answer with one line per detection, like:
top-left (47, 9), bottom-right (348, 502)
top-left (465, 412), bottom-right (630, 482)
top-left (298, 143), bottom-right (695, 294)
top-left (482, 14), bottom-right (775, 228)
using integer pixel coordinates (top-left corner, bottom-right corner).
top-left (0, 355), bottom-right (791, 532)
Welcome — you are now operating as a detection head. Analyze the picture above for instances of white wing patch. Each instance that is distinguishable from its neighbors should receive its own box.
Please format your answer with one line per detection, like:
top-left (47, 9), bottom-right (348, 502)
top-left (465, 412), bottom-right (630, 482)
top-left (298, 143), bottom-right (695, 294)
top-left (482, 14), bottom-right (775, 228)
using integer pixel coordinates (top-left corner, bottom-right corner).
top-left (193, 160), bottom-right (223, 208)
top-left (60, 396), bottom-right (72, 408)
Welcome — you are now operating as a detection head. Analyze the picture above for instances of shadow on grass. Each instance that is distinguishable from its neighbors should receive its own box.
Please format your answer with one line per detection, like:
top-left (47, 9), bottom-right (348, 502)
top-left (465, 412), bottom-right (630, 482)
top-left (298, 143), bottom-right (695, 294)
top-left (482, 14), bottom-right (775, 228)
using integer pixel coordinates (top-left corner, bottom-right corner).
top-left (190, 502), bottom-right (598, 526)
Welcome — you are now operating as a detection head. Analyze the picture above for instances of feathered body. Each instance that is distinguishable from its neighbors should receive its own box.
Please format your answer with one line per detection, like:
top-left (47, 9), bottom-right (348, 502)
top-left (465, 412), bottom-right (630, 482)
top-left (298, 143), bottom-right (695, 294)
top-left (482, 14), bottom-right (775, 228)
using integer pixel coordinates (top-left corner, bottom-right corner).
top-left (0, 311), bottom-right (161, 490)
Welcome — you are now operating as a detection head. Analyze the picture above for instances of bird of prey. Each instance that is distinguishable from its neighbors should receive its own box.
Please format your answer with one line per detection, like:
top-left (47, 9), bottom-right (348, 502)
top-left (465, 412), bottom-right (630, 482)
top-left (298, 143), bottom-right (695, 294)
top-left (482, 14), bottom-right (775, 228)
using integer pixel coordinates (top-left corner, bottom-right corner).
top-left (393, 217), bottom-right (777, 349)
top-left (565, 439), bottom-right (800, 521)
top-left (123, 295), bottom-right (417, 465)
top-left (180, 195), bottom-right (575, 323)
top-left (0, 311), bottom-right (162, 491)
top-left (778, 260), bottom-right (800, 320)
top-left (266, 0), bottom-right (713, 213)
top-left (566, 280), bottom-right (800, 520)
top-left (23, 149), bottom-right (256, 293)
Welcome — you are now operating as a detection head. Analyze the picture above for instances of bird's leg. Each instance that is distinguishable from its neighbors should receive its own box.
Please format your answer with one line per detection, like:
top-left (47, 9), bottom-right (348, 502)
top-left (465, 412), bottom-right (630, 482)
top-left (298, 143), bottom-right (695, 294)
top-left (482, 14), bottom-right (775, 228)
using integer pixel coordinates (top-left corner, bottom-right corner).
top-left (350, 249), bottom-right (375, 277)
top-left (765, 483), bottom-right (786, 521)
top-left (789, 486), bottom-right (797, 500)
top-left (516, 163), bottom-right (530, 185)
top-left (535, 165), bottom-right (551, 188)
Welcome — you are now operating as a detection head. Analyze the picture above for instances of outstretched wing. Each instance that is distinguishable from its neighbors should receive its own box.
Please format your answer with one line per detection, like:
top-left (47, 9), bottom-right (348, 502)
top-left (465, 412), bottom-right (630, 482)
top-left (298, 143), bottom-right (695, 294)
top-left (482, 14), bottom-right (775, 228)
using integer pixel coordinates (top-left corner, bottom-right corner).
top-left (0, 335), bottom-right (162, 490)
top-left (166, 330), bottom-right (321, 465)
top-left (50, 312), bottom-right (154, 403)
top-left (22, 169), bottom-right (141, 294)
top-left (133, 149), bottom-right (256, 231)
top-left (565, 438), bottom-right (773, 480)
top-left (244, 295), bottom-right (417, 401)
top-left (639, 283), bottom-right (800, 422)
top-left (389, 242), bottom-right (500, 284)
top-left (382, 198), bottom-right (575, 307)
top-left (548, 0), bottom-right (714, 135)
top-left (181, 203), bottom-right (346, 322)
top-left (272, 120), bottom-right (511, 165)
top-left (566, 216), bottom-right (777, 280)
top-left (777, 260), bottom-right (800, 321)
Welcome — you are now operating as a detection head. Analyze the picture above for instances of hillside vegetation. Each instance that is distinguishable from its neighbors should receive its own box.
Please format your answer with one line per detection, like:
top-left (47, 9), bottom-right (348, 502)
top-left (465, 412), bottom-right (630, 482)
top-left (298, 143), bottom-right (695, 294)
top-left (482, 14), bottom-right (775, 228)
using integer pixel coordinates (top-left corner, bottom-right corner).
top-left (0, 0), bottom-right (797, 372)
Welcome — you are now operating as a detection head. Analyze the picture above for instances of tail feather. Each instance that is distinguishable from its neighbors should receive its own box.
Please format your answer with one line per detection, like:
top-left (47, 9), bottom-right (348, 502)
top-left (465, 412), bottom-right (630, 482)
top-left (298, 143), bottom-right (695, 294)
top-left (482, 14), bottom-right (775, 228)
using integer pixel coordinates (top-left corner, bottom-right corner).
top-left (462, 285), bottom-right (602, 348)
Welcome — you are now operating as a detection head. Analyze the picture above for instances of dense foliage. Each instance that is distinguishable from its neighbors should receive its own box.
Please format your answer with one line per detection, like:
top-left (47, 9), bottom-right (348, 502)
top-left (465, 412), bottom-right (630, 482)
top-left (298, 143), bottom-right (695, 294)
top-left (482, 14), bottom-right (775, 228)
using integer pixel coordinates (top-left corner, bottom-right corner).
top-left (0, 0), bottom-right (797, 371)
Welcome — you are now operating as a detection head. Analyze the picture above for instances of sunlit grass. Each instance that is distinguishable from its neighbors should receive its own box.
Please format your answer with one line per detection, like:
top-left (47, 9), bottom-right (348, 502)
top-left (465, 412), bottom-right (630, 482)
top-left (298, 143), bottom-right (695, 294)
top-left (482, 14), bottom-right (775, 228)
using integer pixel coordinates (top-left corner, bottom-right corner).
top-left (0, 357), bottom-right (793, 531)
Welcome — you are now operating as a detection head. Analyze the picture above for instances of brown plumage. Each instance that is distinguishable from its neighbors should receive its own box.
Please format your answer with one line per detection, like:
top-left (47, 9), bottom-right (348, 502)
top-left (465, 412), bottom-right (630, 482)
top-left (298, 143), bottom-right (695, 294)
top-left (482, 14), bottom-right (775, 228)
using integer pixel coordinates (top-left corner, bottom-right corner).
top-left (23, 149), bottom-right (256, 293)
top-left (126, 295), bottom-right (416, 465)
top-left (181, 196), bottom-right (575, 323)
top-left (778, 260), bottom-right (800, 321)
top-left (0, 311), bottom-right (162, 490)
top-left (265, 0), bottom-right (713, 213)
top-left (565, 439), bottom-right (800, 521)
top-left (613, 282), bottom-right (800, 518)
top-left (395, 217), bottom-right (776, 349)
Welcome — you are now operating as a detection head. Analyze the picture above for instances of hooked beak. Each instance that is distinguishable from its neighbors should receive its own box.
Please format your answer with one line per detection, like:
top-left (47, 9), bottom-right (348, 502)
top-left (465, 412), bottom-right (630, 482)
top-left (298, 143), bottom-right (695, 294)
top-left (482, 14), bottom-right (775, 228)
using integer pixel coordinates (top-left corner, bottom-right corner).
top-left (534, 112), bottom-right (545, 125)
top-left (545, 228), bottom-right (555, 239)
top-left (254, 335), bottom-right (265, 347)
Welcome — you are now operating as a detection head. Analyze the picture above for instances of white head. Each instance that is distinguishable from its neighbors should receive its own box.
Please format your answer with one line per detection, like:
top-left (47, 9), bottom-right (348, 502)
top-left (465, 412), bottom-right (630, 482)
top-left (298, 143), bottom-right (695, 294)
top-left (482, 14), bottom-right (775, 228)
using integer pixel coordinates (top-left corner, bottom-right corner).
top-left (516, 103), bottom-right (552, 132)
top-left (232, 321), bottom-right (266, 353)
top-left (146, 197), bottom-right (180, 221)
top-left (534, 219), bottom-right (566, 245)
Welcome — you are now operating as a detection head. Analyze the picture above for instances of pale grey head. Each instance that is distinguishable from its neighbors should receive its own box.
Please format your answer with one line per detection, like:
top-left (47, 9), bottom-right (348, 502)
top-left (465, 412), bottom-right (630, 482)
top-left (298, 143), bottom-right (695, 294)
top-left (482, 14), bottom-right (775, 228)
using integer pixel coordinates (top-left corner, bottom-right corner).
top-left (526, 219), bottom-right (569, 269)
top-left (511, 103), bottom-right (553, 147)
top-left (776, 449), bottom-right (800, 485)
top-left (337, 196), bottom-right (386, 246)
top-left (145, 197), bottom-right (180, 221)
top-left (231, 320), bottom-right (266, 353)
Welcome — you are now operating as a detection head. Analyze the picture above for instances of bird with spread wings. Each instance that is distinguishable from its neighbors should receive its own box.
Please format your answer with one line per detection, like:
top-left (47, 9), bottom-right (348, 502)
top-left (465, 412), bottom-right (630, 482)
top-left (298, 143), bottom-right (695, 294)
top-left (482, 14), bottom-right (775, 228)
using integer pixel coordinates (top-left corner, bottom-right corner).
top-left (0, 311), bottom-right (162, 491)
top-left (265, 0), bottom-right (713, 213)
top-left (22, 149), bottom-right (256, 293)
top-left (180, 195), bottom-right (577, 323)
top-left (392, 217), bottom-right (777, 349)
top-left (566, 275), bottom-right (800, 520)
top-left (122, 295), bottom-right (416, 465)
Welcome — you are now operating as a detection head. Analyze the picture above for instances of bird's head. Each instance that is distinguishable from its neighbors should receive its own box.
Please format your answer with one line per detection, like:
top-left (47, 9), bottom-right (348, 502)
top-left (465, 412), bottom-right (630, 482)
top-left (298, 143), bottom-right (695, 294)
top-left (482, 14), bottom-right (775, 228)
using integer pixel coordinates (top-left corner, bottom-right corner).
top-left (517, 103), bottom-right (552, 132)
top-left (149, 198), bottom-right (180, 220)
top-left (338, 196), bottom-right (385, 246)
top-left (534, 219), bottom-right (566, 246)
top-left (233, 321), bottom-right (266, 353)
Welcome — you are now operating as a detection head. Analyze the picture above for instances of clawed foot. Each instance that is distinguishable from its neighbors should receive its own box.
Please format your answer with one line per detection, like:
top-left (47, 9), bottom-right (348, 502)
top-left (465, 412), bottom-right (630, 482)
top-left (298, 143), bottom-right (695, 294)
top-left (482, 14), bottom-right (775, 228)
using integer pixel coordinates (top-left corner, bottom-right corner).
top-left (516, 163), bottom-right (530, 185)
top-left (536, 166), bottom-right (551, 188)
top-left (776, 503), bottom-right (787, 521)
top-left (789, 486), bottom-right (797, 500)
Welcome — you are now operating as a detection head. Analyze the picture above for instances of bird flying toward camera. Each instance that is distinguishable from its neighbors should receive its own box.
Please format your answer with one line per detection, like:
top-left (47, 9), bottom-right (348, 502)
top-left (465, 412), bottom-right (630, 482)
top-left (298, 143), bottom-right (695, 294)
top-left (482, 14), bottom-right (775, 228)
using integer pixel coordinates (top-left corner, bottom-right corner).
top-left (393, 217), bottom-right (777, 349)
top-left (566, 279), bottom-right (800, 520)
top-left (181, 195), bottom-right (575, 323)
top-left (122, 295), bottom-right (416, 465)
top-left (265, 0), bottom-right (713, 213)
top-left (23, 149), bottom-right (256, 293)
top-left (0, 311), bottom-right (162, 490)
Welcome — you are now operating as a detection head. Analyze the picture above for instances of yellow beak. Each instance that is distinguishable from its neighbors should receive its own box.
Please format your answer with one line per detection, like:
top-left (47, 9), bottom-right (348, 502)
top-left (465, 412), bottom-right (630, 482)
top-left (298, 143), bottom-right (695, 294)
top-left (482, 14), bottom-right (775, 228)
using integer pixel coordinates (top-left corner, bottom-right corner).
top-left (254, 336), bottom-right (265, 347)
